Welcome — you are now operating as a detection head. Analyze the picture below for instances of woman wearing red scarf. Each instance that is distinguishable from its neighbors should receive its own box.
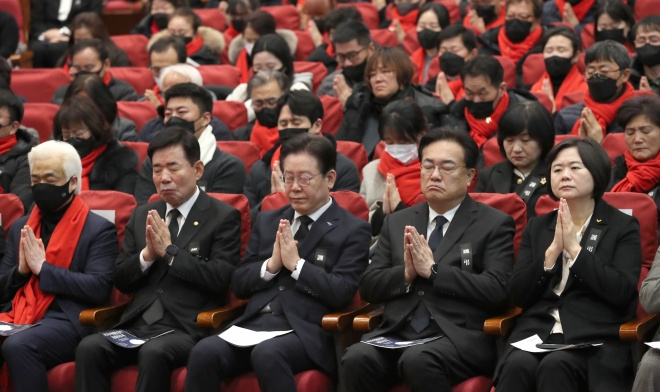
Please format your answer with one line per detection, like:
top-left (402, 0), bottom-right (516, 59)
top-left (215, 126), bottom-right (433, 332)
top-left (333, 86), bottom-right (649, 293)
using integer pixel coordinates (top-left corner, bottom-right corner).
top-left (360, 99), bottom-right (427, 240)
top-left (593, 0), bottom-right (636, 56)
top-left (411, 3), bottom-right (450, 85)
top-left (387, 0), bottom-right (422, 33)
top-left (608, 96), bottom-right (660, 243)
top-left (228, 10), bottom-right (277, 84)
top-left (53, 96), bottom-right (138, 195)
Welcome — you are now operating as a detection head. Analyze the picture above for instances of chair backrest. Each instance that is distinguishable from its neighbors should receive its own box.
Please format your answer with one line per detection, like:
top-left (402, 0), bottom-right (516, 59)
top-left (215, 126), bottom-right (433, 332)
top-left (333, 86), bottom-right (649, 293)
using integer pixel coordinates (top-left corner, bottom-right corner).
top-left (109, 67), bottom-right (154, 95)
top-left (120, 141), bottom-right (149, 171)
top-left (373, 141), bottom-right (386, 160)
top-left (0, 193), bottom-right (24, 233)
top-left (217, 141), bottom-right (260, 174)
top-left (194, 8), bottom-right (226, 31)
top-left (482, 137), bottom-right (503, 168)
top-left (531, 91), bottom-right (553, 113)
top-left (635, 0), bottom-right (655, 21)
top-left (437, 0), bottom-right (461, 24)
top-left (294, 30), bottom-right (315, 61)
top-left (262, 190), bottom-right (369, 221)
top-left (494, 56), bottom-right (516, 88)
top-left (110, 35), bottom-right (150, 67)
top-left (212, 101), bottom-right (248, 131)
top-left (0, 0), bottom-right (25, 43)
top-left (293, 61), bottom-right (327, 94)
top-left (262, 5), bottom-right (300, 30)
top-left (22, 103), bottom-right (59, 143)
top-left (319, 95), bottom-right (343, 136)
top-left (198, 65), bottom-right (241, 88)
top-left (600, 133), bottom-right (626, 165)
top-left (11, 69), bottom-right (70, 103)
top-left (338, 2), bottom-right (379, 29)
top-left (336, 141), bottom-right (367, 180)
top-left (116, 101), bottom-right (158, 134)
top-left (403, 28), bottom-right (420, 55)
top-left (370, 29), bottom-right (398, 48)
top-left (80, 190), bottom-right (137, 250)
top-left (580, 23), bottom-right (595, 51)
top-left (560, 90), bottom-right (585, 109)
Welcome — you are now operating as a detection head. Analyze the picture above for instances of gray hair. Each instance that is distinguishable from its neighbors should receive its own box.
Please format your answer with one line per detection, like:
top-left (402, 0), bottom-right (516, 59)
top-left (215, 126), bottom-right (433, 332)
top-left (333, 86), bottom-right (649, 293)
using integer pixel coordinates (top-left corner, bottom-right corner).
top-left (159, 64), bottom-right (203, 90)
top-left (247, 69), bottom-right (291, 97)
top-left (27, 141), bottom-right (83, 195)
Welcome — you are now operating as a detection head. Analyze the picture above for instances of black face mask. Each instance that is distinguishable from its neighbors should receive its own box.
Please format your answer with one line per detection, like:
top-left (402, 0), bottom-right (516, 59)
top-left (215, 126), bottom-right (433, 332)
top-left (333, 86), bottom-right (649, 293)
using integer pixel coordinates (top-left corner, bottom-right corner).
top-left (595, 28), bottom-right (627, 44)
top-left (32, 179), bottom-right (74, 214)
top-left (567, 0), bottom-right (582, 5)
top-left (473, 5), bottom-right (497, 26)
top-left (465, 99), bottom-right (496, 119)
top-left (314, 18), bottom-right (326, 34)
top-left (67, 137), bottom-right (96, 158)
top-left (587, 75), bottom-right (619, 102)
top-left (179, 36), bottom-right (193, 45)
top-left (395, 2), bottom-right (418, 16)
top-left (439, 52), bottom-right (465, 77)
top-left (342, 59), bottom-right (368, 84)
top-left (166, 116), bottom-right (197, 134)
top-left (75, 69), bottom-right (102, 79)
top-left (417, 29), bottom-right (441, 50)
top-left (152, 13), bottom-right (170, 30)
top-left (279, 128), bottom-right (308, 144)
top-left (637, 44), bottom-right (660, 68)
top-left (544, 56), bottom-right (574, 79)
top-left (255, 107), bottom-right (278, 128)
top-left (505, 19), bottom-right (533, 43)
top-left (231, 19), bottom-right (246, 33)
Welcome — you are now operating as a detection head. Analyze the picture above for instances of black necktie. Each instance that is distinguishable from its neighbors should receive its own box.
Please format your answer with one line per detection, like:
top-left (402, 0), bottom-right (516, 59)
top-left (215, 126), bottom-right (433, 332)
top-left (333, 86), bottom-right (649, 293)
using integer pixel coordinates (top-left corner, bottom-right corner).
top-left (294, 216), bottom-right (314, 243)
top-left (427, 215), bottom-right (448, 252)
top-left (169, 209), bottom-right (180, 244)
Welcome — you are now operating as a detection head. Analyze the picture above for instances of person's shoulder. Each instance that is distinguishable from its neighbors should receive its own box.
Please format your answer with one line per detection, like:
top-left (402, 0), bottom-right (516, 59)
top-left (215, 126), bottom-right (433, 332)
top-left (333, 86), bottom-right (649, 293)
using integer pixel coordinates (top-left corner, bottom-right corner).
top-left (211, 147), bottom-right (245, 168)
top-left (336, 151), bottom-right (358, 170)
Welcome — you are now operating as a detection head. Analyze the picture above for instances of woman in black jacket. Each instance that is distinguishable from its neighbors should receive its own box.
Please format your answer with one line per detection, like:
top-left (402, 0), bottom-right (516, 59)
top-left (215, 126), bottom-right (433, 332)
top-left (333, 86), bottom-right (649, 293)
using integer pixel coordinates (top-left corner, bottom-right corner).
top-left (335, 46), bottom-right (448, 157)
top-left (53, 96), bottom-right (138, 195)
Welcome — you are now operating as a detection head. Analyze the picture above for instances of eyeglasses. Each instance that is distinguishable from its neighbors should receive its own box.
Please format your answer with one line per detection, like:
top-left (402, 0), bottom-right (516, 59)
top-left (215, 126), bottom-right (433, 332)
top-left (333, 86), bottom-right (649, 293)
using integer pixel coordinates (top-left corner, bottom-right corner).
top-left (584, 68), bottom-right (621, 79)
top-left (281, 173), bottom-right (322, 187)
top-left (252, 97), bottom-right (279, 110)
top-left (336, 47), bottom-right (368, 64)
top-left (60, 129), bottom-right (91, 140)
top-left (420, 162), bottom-right (466, 175)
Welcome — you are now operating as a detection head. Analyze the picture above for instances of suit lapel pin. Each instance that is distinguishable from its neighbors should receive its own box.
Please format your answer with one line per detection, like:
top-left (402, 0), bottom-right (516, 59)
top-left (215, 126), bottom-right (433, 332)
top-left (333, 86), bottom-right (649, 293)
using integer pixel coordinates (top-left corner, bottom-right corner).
top-left (327, 222), bottom-right (332, 226)
top-left (516, 178), bottom-right (523, 185)
top-left (540, 177), bottom-right (546, 185)
top-left (194, 221), bottom-right (199, 226)
top-left (596, 219), bottom-right (602, 223)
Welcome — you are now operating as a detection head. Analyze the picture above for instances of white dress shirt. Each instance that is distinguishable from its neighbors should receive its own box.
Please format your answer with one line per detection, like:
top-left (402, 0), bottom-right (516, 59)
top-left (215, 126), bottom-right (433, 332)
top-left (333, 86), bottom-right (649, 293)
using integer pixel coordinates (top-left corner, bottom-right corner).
top-left (58, 0), bottom-right (73, 21)
top-left (427, 202), bottom-right (461, 239)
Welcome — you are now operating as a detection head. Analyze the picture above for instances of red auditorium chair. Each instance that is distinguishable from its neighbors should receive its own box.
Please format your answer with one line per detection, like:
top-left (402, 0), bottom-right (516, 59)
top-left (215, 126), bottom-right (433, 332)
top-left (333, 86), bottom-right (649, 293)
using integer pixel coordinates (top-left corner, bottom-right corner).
top-left (336, 141), bottom-right (368, 180)
top-left (483, 134), bottom-right (579, 168)
top-left (117, 102), bottom-right (158, 134)
top-left (197, 65), bottom-right (241, 88)
top-left (600, 133), bottom-right (626, 165)
top-left (262, 190), bottom-right (370, 222)
top-left (581, 23), bottom-right (595, 51)
top-left (217, 141), bottom-right (261, 174)
top-left (374, 141), bottom-right (386, 160)
top-left (110, 35), bottom-right (150, 67)
top-left (79, 190), bottom-right (137, 250)
top-left (294, 30), bottom-right (316, 61)
top-left (319, 95), bottom-right (343, 136)
top-left (262, 5), bottom-right (300, 30)
top-left (403, 28), bottom-right (420, 56)
top-left (110, 67), bottom-right (154, 96)
top-left (0, 0), bottom-right (32, 67)
top-left (530, 91), bottom-right (553, 113)
top-left (437, 0), bottom-right (461, 24)
top-left (193, 8), bottom-right (226, 31)
top-left (104, 0), bottom-right (143, 12)
top-left (293, 61), bottom-right (328, 94)
top-left (371, 29), bottom-right (398, 48)
top-left (635, 0), bottom-right (655, 21)
top-left (522, 53), bottom-right (586, 87)
top-left (22, 103), bottom-right (59, 143)
top-left (120, 141), bottom-right (149, 171)
top-left (494, 56), bottom-right (516, 88)
top-left (212, 101), bottom-right (248, 131)
top-left (338, 2), bottom-right (380, 29)
top-left (560, 90), bottom-right (585, 109)
top-left (10, 69), bottom-right (70, 103)
top-left (0, 193), bottom-right (24, 233)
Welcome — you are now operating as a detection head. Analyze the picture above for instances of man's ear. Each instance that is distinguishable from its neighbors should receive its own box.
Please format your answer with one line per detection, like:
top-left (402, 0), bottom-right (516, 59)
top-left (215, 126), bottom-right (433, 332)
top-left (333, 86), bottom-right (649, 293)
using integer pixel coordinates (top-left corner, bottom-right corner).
top-left (101, 58), bottom-right (111, 74)
top-left (194, 160), bottom-right (205, 181)
top-left (9, 121), bottom-right (19, 136)
top-left (467, 48), bottom-right (479, 61)
top-left (310, 118), bottom-right (323, 134)
top-left (325, 169), bottom-right (337, 189)
top-left (69, 175), bottom-right (79, 194)
top-left (202, 111), bottom-right (212, 127)
top-left (368, 42), bottom-right (376, 56)
top-left (499, 81), bottom-right (507, 94)
top-left (621, 68), bottom-right (631, 83)
top-left (466, 168), bottom-right (475, 186)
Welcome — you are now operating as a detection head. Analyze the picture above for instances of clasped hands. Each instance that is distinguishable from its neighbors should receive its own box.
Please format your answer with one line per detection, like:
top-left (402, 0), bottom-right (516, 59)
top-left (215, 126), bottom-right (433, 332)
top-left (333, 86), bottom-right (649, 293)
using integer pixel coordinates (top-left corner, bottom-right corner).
top-left (545, 198), bottom-right (581, 268)
top-left (266, 220), bottom-right (301, 274)
top-left (403, 226), bottom-right (435, 284)
top-left (143, 210), bottom-right (173, 261)
top-left (18, 226), bottom-right (46, 276)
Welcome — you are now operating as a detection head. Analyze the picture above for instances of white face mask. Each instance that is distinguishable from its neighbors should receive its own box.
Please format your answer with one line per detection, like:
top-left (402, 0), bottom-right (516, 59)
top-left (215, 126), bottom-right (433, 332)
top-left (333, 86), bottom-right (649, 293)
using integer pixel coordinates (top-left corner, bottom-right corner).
top-left (385, 143), bottom-right (418, 165)
top-left (244, 42), bottom-right (254, 56)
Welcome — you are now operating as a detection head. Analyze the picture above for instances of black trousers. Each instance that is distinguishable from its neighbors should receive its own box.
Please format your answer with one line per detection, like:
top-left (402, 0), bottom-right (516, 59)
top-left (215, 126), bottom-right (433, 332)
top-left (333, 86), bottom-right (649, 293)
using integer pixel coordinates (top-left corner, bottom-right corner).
top-left (185, 332), bottom-right (314, 392)
top-left (29, 40), bottom-right (68, 69)
top-left (341, 336), bottom-right (478, 392)
top-left (75, 331), bottom-right (195, 392)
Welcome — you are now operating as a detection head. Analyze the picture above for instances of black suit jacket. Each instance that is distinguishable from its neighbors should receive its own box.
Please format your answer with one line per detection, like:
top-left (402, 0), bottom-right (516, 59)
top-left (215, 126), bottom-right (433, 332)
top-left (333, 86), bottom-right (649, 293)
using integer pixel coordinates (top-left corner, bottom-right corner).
top-left (229, 200), bottom-right (371, 374)
top-left (113, 190), bottom-right (242, 341)
top-left (360, 195), bottom-right (515, 374)
top-left (496, 198), bottom-right (642, 391)
top-left (30, 0), bottom-right (103, 37)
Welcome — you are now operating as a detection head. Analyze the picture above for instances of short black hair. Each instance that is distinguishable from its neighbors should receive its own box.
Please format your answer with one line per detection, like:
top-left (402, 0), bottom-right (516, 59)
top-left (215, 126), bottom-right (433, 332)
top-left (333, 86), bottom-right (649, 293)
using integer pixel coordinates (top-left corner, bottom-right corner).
top-left (616, 95), bottom-right (660, 130)
top-left (0, 89), bottom-right (23, 123)
top-left (324, 6), bottom-right (363, 32)
top-left (595, 0), bottom-right (635, 30)
top-left (541, 26), bottom-right (579, 58)
top-left (227, 0), bottom-right (258, 15)
top-left (71, 38), bottom-right (109, 62)
top-left (170, 7), bottom-right (202, 32)
top-left (418, 127), bottom-right (478, 169)
top-left (505, 0), bottom-right (542, 19)
top-left (253, 33), bottom-right (295, 81)
top-left (280, 133), bottom-right (336, 175)
top-left (417, 3), bottom-right (450, 30)
top-left (631, 15), bottom-right (660, 43)
top-left (0, 56), bottom-right (11, 88)
top-left (147, 126), bottom-right (201, 166)
top-left (164, 82), bottom-right (213, 115)
top-left (545, 137), bottom-right (611, 200)
top-left (437, 24), bottom-right (477, 52)
top-left (331, 20), bottom-right (371, 47)
top-left (245, 10), bottom-right (277, 36)
top-left (498, 101), bottom-right (555, 160)
top-left (379, 99), bottom-right (428, 143)
top-left (63, 73), bottom-right (118, 124)
top-left (461, 55), bottom-right (503, 87)
top-left (149, 36), bottom-right (187, 64)
top-left (276, 90), bottom-right (324, 125)
top-left (584, 40), bottom-right (630, 70)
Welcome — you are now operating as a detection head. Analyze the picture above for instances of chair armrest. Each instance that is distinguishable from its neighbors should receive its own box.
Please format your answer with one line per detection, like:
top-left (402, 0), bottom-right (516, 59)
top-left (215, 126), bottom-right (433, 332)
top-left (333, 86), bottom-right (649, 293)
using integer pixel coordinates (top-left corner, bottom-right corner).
top-left (620, 313), bottom-right (660, 342)
top-left (9, 52), bottom-right (33, 68)
top-left (79, 303), bottom-right (129, 327)
top-left (197, 299), bottom-right (248, 329)
top-left (484, 307), bottom-right (522, 337)
top-left (322, 301), bottom-right (377, 333)
top-left (353, 307), bottom-right (384, 333)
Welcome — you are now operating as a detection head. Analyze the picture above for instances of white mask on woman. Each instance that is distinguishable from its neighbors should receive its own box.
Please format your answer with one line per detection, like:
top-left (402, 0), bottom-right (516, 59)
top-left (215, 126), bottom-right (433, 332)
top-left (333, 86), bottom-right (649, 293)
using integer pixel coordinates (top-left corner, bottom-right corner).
top-left (244, 42), bottom-right (254, 56)
top-left (385, 143), bottom-right (418, 165)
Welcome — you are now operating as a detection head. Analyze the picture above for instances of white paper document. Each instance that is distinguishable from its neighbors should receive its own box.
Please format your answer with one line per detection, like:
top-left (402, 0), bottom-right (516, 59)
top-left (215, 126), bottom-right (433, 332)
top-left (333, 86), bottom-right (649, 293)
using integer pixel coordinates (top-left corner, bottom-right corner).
top-left (362, 335), bottom-right (443, 349)
top-left (512, 335), bottom-right (602, 353)
top-left (645, 342), bottom-right (660, 350)
top-left (219, 326), bottom-right (293, 347)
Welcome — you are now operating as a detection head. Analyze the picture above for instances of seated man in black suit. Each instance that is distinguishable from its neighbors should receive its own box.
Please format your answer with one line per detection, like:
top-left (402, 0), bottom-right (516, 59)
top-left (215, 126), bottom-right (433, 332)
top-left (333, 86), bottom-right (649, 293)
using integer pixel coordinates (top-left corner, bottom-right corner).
top-left (134, 83), bottom-right (245, 205)
top-left (185, 133), bottom-right (371, 392)
top-left (342, 127), bottom-right (516, 392)
top-left (0, 140), bottom-right (117, 392)
top-left (75, 128), bottom-right (242, 392)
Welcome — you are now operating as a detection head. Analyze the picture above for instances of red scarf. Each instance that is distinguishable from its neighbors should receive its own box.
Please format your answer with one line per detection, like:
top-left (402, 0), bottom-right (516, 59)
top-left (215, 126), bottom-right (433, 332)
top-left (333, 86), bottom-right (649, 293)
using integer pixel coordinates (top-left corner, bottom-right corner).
top-left (62, 56), bottom-right (71, 73)
top-left (611, 150), bottom-right (660, 193)
top-left (497, 25), bottom-right (543, 64)
top-left (80, 145), bottom-right (108, 191)
top-left (554, 0), bottom-right (596, 22)
top-left (448, 78), bottom-right (465, 101)
top-left (250, 120), bottom-right (279, 157)
top-left (571, 82), bottom-right (635, 136)
top-left (236, 48), bottom-right (250, 84)
top-left (0, 196), bottom-right (89, 391)
top-left (465, 90), bottom-right (510, 148)
top-left (186, 35), bottom-right (204, 57)
top-left (389, 7), bottom-right (419, 32)
top-left (463, 4), bottom-right (506, 31)
top-left (224, 24), bottom-right (240, 42)
top-left (0, 135), bottom-right (18, 194)
top-left (150, 20), bottom-right (162, 35)
top-left (377, 152), bottom-right (422, 206)
top-left (531, 64), bottom-right (587, 109)
top-left (412, 48), bottom-right (429, 84)
top-left (102, 71), bottom-right (112, 86)
top-left (152, 84), bottom-right (164, 106)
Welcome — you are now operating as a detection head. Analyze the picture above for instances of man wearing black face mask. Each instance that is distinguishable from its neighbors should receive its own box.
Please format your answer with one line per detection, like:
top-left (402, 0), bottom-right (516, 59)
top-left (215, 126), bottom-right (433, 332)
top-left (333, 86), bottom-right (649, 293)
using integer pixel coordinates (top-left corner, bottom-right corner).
top-left (0, 140), bottom-right (117, 392)
top-left (132, 0), bottom-right (188, 39)
top-left (411, 3), bottom-right (450, 85)
top-left (306, 6), bottom-right (364, 74)
top-left (630, 16), bottom-right (660, 96)
top-left (243, 90), bottom-right (360, 218)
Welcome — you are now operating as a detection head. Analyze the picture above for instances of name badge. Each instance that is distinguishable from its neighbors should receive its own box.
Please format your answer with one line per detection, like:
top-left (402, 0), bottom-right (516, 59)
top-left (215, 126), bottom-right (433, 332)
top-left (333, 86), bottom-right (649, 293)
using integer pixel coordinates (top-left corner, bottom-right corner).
top-left (189, 242), bottom-right (200, 256)
top-left (197, 181), bottom-right (207, 192)
top-left (584, 229), bottom-right (602, 254)
top-left (517, 176), bottom-right (541, 203)
top-left (460, 243), bottom-right (473, 272)
top-left (313, 249), bottom-right (327, 270)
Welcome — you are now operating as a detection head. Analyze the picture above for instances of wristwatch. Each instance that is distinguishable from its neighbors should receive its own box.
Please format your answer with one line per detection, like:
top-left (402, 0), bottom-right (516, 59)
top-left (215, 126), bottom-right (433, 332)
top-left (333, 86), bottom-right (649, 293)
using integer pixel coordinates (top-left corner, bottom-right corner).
top-left (431, 263), bottom-right (438, 276)
top-left (165, 244), bottom-right (179, 258)
top-left (59, 27), bottom-right (71, 36)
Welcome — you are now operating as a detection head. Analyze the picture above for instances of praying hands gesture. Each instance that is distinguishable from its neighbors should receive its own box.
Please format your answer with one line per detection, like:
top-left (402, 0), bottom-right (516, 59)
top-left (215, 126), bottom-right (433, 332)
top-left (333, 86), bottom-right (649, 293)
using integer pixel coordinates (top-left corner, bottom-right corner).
top-left (271, 161), bottom-right (286, 194)
top-left (382, 174), bottom-right (402, 215)
top-left (545, 199), bottom-right (581, 268)
top-left (403, 226), bottom-right (435, 283)
top-left (435, 72), bottom-right (456, 105)
top-left (267, 220), bottom-right (300, 273)
top-left (18, 226), bottom-right (46, 275)
top-left (562, 3), bottom-right (580, 28)
top-left (333, 74), bottom-right (353, 108)
top-left (578, 107), bottom-right (604, 143)
top-left (541, 79), bottom-right (557, 113)
top-left (143, 210), bottom-right (172, 261)
top-left (466, 9), bottom-right (486, 33)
